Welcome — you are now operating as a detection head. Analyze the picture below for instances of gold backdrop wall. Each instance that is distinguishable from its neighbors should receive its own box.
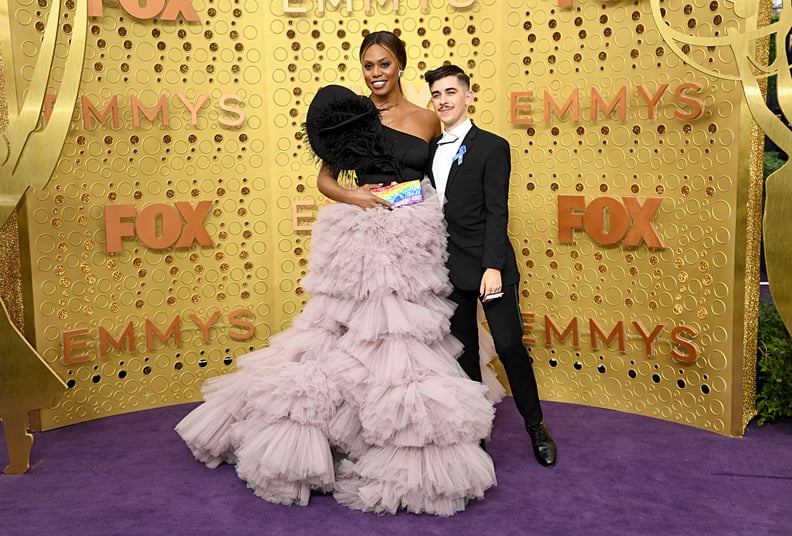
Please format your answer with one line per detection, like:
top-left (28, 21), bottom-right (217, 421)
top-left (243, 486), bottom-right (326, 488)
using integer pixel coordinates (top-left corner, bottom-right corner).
top-left (1, 0), bottom-right (762, 436)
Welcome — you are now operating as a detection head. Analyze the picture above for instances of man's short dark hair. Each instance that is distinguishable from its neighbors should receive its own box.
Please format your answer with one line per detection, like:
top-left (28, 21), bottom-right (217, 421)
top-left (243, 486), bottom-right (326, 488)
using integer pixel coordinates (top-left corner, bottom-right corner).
top-left (425, 64), bottom-right (470, 91)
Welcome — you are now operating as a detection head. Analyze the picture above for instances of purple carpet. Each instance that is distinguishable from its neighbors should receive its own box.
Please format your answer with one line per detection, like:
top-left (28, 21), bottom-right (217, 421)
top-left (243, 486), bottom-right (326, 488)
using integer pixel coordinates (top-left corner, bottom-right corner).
top-left (2, 400), bottom-right (790, 536)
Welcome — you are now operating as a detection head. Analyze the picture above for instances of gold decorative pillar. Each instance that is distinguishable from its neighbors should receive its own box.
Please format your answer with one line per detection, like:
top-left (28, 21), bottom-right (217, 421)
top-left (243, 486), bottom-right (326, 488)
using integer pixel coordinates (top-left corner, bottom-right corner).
top-left (0, 0), bottom-right (86, 473)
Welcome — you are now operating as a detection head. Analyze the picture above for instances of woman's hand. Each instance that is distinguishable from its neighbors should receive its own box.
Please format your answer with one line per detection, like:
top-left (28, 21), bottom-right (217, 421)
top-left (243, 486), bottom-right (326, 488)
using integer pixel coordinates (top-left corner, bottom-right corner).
top-left (316, 163), bottom-right (392, 209)
top-left (346, 184), bottom-right (393, 209)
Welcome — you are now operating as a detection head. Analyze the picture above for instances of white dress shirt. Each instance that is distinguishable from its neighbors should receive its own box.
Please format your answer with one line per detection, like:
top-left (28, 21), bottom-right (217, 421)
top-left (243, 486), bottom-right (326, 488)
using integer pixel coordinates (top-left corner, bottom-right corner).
top-left (432, 118), bottom-right (473, 207)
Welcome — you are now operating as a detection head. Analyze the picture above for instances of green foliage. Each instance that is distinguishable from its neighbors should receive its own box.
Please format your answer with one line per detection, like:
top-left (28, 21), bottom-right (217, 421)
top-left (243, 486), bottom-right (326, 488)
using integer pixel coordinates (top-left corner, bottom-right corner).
top-left (764, 151), bottom-right (787, 182)
top-left (755, 300), bottom-right (792, 426)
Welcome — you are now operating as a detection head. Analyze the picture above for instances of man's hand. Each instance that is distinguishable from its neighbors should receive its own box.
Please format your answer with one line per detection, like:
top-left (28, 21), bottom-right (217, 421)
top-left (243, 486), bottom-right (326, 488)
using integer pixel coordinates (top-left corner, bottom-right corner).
top-left (480, 268), bottom-right (502, 302)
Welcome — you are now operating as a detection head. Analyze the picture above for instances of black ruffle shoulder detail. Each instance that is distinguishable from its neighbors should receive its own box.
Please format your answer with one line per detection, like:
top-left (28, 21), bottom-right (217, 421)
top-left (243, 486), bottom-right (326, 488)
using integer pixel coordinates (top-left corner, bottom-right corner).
top-left (304, 85), bottom-right (401, 184)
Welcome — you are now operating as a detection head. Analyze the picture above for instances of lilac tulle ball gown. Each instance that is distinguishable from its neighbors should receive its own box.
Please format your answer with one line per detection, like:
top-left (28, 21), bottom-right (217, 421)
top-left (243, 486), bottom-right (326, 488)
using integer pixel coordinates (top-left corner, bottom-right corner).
top-left (176, 105), bottom-right (499, 516)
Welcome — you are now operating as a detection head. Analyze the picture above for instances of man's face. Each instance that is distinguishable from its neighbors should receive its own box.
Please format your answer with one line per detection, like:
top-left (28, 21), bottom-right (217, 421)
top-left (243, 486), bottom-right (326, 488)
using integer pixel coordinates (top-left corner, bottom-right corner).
top-left (429, 75), bottom-right (473, 131)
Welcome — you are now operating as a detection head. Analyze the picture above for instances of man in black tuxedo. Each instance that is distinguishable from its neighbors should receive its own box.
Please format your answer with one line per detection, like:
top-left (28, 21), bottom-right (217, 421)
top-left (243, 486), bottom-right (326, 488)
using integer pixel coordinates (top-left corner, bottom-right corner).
top-left (425, 65), bottom-right (557, 467)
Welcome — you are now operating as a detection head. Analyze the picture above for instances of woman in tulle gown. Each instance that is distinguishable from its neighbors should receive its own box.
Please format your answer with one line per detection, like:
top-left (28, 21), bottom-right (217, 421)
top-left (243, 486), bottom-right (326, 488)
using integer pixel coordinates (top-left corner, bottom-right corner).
top-left (175, 31), bottom-right (498, 516)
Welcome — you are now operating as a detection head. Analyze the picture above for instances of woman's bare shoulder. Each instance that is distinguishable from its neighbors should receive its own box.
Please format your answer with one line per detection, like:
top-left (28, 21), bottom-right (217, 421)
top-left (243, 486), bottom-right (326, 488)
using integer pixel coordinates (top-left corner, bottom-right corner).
top-left (401, 103), bottom-right (441, 142)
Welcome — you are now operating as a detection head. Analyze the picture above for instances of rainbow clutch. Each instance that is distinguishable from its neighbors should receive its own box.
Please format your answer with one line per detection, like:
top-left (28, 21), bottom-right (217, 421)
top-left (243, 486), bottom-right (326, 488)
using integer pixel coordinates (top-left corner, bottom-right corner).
top-left (370, 179), bottom-right (423, 207)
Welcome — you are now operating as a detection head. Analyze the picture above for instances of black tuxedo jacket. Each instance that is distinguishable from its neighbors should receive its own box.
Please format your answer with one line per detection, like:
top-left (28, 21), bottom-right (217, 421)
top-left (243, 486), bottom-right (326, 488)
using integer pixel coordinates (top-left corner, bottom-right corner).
top-left (428, 123), bottom-right (520, 291)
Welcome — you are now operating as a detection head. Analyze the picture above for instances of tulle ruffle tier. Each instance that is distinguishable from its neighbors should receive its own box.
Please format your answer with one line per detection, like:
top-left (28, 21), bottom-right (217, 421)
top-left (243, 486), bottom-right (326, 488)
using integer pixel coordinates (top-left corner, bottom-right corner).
top-left (175, 182), bottom-right (497, 515)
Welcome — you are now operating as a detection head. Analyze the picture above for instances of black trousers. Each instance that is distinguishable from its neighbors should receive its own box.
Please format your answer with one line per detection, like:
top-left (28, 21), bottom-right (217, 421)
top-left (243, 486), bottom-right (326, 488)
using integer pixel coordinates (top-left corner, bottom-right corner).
top-left (449, 283), bottom-right (544, 425)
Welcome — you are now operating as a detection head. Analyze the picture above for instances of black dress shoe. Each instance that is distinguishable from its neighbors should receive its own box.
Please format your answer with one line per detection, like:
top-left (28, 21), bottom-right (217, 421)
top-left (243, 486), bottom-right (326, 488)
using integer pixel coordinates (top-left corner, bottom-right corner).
top-left (527, 422), bottom-right (557, 467)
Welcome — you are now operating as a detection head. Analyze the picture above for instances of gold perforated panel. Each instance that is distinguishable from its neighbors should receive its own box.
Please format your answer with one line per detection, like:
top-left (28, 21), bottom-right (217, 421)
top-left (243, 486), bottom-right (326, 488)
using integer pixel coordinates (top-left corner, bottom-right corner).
top-left (499, 0), bottom-right (757, 436)
top-left (2, 0), bottom-right (760, 436)
top-left (13, 1), bottom-right (272, 426)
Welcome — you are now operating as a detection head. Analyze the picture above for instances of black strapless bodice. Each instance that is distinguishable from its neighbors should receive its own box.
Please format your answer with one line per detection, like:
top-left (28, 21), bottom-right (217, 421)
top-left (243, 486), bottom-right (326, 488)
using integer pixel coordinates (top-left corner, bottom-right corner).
top-left (355, 126), bottom-right (430, 185)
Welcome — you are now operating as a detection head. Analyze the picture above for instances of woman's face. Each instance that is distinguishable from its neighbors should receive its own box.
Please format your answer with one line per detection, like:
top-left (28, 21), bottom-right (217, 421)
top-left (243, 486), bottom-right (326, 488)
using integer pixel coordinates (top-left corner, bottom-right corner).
top-left (361, 44), bottom-right (401, 98)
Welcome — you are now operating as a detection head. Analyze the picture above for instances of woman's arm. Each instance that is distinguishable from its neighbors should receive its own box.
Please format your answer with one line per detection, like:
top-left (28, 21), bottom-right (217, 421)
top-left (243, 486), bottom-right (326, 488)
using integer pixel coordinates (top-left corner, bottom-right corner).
top-left (316, 163), bottom-right (392, 209)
